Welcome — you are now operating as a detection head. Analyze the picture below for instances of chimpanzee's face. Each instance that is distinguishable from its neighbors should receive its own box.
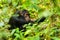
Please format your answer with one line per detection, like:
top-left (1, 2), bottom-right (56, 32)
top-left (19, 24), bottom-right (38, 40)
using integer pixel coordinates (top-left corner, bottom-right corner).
top-left (22, 10), bottom-right (29, 16)
top-left (21, 10), bottom-right (30, 21)
top-left (23, 13), bottom-right (29, 17)
top-left (24, 13), bottom-right (30, 21)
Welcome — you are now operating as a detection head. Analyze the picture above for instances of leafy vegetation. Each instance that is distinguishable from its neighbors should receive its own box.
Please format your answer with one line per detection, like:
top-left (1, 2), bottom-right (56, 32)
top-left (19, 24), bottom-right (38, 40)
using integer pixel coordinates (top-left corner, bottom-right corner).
top-left (0, 0), bottom-right (60, 40)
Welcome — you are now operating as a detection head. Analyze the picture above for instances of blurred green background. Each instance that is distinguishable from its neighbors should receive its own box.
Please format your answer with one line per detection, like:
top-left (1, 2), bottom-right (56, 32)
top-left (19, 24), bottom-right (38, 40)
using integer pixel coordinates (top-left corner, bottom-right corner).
top-left (0, 0), bottom-right (60, 40)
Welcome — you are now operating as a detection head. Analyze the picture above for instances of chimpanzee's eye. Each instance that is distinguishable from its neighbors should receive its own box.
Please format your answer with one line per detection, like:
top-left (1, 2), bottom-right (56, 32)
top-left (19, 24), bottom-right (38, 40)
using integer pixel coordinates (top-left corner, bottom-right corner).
top-left (26, 13), bottom-right (30, 15)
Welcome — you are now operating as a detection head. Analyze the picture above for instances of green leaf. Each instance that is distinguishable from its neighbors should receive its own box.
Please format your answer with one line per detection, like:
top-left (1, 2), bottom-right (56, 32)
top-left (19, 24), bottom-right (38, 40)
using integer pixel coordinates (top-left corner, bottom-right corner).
top-left (0, 22), bottom-right (4, 27)
top-left (31, 0), bottom-right (39, 4)
top-left (51, 37), bottom-right (60, 40)
top-left (27, 36), bottom-right (40, 40)
top-left (24, 30), bottom-right (31, 36)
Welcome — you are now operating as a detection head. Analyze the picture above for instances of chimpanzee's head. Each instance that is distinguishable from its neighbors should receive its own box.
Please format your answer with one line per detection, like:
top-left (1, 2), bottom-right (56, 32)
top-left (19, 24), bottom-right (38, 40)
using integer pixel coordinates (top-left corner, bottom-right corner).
top-left (22, 10), bottom-right (30, 17)
top-left (15, 9), bottom-right (30, 21)
top-left (15, 10), bottom-right (30, 17)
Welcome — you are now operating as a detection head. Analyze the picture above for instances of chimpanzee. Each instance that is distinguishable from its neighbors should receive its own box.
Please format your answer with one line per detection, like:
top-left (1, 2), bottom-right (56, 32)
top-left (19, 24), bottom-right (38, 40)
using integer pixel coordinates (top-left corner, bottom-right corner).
top-left (8, 9), bottom-right (46, 31)
top-left (8, 10), bottom-right (34, 31)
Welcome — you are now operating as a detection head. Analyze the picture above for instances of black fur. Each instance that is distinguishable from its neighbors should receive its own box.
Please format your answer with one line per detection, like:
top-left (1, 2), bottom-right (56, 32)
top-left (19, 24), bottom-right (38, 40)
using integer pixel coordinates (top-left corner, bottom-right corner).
top-left (8, 10), bottom-right (33, 31)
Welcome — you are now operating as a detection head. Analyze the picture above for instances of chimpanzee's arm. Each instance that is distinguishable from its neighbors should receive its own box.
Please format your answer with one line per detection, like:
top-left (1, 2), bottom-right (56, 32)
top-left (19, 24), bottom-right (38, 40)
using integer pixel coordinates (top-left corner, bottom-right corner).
top-left (35, 17), bottom-right (46, 23)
